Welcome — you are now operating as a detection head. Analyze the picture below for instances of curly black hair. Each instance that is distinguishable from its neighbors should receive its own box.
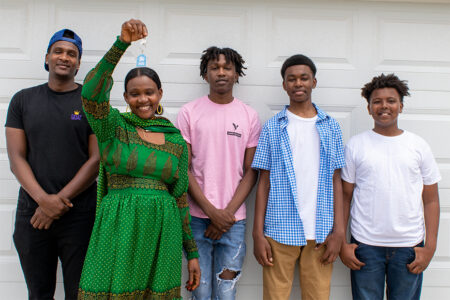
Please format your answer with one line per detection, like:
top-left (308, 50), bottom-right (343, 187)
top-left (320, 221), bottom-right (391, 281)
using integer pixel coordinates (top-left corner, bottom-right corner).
top-left (200, 46), bottom-right (246, 82)
top-left (361, 73), bottom-right (410, 103)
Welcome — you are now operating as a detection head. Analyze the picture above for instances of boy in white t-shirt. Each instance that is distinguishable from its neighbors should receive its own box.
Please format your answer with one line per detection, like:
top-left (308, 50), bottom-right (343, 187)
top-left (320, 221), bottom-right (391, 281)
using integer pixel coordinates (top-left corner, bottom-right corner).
top-left (176, 47), bottom-right (261, 300)
top-left (340, 74), bottom-right (441, 300)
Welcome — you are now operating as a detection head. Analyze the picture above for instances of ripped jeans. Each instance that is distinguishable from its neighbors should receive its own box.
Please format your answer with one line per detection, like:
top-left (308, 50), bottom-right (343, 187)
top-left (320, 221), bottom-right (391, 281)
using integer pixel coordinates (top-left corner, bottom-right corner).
top-left (190, 217), bottom-right (246, 300)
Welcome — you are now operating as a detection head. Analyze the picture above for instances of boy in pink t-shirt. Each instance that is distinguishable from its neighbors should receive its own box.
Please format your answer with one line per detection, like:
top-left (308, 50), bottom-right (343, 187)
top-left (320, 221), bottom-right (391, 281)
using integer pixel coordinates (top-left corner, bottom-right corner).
top-left (177, 46), bottom-right (261, 299)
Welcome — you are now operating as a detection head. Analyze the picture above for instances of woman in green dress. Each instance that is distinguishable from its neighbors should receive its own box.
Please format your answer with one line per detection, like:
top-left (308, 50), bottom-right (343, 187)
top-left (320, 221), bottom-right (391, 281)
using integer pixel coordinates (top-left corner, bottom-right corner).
top-left (78, 19), bottom-right (200, 299)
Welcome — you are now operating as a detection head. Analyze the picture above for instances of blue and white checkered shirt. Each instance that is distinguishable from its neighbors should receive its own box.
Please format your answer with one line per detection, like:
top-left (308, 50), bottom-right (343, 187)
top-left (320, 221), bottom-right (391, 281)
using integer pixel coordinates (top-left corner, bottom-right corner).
top-left (251, 104), bottom-right (345, 246)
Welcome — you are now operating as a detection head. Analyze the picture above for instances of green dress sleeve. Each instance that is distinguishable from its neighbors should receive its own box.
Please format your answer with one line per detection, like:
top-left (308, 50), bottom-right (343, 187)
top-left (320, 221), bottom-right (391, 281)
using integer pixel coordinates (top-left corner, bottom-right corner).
top-left (81, 37), bottom-right (130, 142)
top-left (169, 141), bottom-right (199, 260)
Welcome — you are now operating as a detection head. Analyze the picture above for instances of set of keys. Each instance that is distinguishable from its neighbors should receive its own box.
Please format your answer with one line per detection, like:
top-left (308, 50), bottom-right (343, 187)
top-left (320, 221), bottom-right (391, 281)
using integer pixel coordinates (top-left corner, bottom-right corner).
top-left (136, 38), bottom-right (147, 67)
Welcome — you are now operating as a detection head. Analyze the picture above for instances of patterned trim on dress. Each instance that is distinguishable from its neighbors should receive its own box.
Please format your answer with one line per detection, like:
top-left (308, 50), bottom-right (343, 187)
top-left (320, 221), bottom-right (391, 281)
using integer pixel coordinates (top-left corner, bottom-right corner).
top-left (183, 238), bottom-right (198, 256)
top-left (182, 213), bottom-right (198, 256)
top-left (176, 193), bottom-right (188, 208)
top-left (82, 97), bottom-right (110, 119)
top-left (83, 64), bottom-right (99, 85)
top-left (115, 126), bottom-right (184, 157)
top-left (161, 156), bottom-right (173, 181)
top-left (101, 141), bottom-right (113, 162)
top-left (126, 146), bottom-right (139, 173)
top-left (107, 173), bottom-right (168, 191)
top-left (78, 286), bottom-right (181, 300)
top-left (143, 152), bottom-right (157, 176)
top-left (104, 44), bottom-right (126, 65)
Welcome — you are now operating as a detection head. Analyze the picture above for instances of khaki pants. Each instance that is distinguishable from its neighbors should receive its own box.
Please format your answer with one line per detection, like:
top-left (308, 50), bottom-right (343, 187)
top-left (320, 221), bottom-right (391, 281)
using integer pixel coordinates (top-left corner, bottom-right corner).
top-left (263, 237), bottom-right (333, 300)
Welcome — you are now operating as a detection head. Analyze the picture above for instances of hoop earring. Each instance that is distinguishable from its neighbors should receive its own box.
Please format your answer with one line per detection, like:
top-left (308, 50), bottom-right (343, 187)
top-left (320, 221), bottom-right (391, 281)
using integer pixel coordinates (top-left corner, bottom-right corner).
top-left (156, 104), bottom-right (163, 115)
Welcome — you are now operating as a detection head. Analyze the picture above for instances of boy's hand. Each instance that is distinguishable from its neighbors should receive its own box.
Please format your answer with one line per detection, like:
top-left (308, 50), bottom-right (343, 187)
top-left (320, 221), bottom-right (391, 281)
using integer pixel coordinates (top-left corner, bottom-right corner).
top-left (209, 208), bottom-right (235, 232)
top-left (340, 242), bottom-right (365, 270)
top-left (204, 224), bottom-right (223, 240)
top-left (317, 232), bottom-right (343, 264)
top-left (253, 235), bottom-right (274, 267)
top-left (407, 246), bottom-right (435, 274)
top-left (120, 19), bottom-right (148, 44)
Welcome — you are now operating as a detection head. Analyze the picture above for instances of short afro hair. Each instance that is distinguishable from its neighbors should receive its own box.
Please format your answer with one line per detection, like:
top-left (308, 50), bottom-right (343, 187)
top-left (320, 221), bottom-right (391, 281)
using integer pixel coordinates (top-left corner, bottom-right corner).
top-left (200, 46), bottom-right (246, 82)
top-left (361, 73), bottom-right (410, 103)
top-left (281, 54), bottom-right (317, 79)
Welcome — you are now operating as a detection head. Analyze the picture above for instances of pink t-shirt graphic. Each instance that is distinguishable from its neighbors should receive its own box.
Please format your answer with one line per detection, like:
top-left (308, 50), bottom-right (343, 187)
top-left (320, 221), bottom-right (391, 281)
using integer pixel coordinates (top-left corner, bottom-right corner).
top-left (177, 96), bottom-right (261, 220)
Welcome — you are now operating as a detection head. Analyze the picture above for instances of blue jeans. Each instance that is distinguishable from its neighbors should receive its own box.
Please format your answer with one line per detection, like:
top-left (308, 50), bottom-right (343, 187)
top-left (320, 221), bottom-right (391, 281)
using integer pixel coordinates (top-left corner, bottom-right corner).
top-left (190, 217), bottom-right (246, 300)
top-left (351, 237), bottom-right (423, 300)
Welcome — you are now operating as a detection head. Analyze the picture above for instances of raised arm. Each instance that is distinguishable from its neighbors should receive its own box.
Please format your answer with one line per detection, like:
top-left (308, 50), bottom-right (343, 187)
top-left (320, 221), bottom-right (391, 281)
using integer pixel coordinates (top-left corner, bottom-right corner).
top-left (81, 19), bottom-right (147, 141)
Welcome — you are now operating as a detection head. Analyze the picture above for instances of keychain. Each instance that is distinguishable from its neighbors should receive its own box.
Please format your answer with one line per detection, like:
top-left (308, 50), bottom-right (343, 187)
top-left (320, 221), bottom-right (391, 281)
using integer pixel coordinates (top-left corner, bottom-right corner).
top-left (136, 38), bottom-right (147, 67)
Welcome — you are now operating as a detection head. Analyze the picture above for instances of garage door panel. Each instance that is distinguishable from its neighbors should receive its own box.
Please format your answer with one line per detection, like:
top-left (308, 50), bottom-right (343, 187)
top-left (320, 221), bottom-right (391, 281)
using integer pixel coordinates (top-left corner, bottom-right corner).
top-left (423, 264), bottom-right (450, 287)
top-left (434, 213), bottom-right (450, 257)
top-left (0, 180), bottom-right (20, 201)
top-left (377, 16), bottom-right (450, 69)
top-left (0, 0), bottom-right (33, 61)
top-left (438, 189), bottom-right (450, 210)
top-left (268, 8), bottom-right (355, 70)
top-left (438, 165), bottom-right (450, 188)
top-left (160, 5), bottom-right (250, 66)
top-left (0, 205), bottom-right (15, 252)
top-left (400, 113), bottom-right (450, 159)
top-left (407, 91), bottom-right (450, 111)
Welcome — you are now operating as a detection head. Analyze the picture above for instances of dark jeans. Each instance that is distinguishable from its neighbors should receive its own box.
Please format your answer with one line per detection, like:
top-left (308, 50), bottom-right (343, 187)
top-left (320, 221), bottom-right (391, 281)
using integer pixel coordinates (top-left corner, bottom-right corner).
top-left (13, 209), bottom-right (95, 300)
top-left (351, 236), bottom-right (423, 300)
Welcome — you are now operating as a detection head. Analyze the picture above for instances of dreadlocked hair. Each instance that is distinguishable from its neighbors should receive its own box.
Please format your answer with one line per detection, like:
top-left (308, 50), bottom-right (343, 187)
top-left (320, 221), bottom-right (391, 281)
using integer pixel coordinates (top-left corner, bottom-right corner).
top-left (361, 73), bottom-right (410, 103)
top-left (200, 46), bottom-right (246, 82)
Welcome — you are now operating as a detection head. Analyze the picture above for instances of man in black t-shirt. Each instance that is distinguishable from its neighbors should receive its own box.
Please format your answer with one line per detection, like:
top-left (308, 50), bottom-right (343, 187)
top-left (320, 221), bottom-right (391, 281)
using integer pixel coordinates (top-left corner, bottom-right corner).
top-left (5, 29), bottom-right (99, 300)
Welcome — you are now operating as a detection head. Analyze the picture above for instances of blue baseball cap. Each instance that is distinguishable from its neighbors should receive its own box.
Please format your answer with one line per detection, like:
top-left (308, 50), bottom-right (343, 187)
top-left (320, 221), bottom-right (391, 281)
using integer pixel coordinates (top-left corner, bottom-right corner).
top-left (45, 29), bottom-right (82, 71)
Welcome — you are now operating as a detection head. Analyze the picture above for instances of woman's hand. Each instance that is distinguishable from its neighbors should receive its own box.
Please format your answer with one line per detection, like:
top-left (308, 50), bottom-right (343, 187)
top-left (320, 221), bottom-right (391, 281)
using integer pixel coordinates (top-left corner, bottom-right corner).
top-left (120, 19), bottom-right (148, 44)
top-left (186, 258), bottom-right (201, 292)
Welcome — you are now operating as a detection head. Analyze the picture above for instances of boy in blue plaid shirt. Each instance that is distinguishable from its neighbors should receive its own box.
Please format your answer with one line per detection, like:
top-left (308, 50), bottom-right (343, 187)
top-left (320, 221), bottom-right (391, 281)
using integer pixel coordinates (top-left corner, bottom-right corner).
top-left (251, 54), bottom-right (345, 300)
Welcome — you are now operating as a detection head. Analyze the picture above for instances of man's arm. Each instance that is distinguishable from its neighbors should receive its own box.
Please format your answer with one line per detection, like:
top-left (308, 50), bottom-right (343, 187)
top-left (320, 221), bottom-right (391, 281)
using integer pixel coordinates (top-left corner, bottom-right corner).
top-left (339, 180), bottom-right (365, 270)
top-left (319, 169), bottom-right (345, 264)
top-left (252, 169), bottom-right (273, 266)
top-left (6, 127), bottom-right (72, 220)
top-left (57, 134), bottom-right (100, 200)
top-left (407, 183), bottom-right (440, 274)
top-left (186, 143), bottom-right (235, 232)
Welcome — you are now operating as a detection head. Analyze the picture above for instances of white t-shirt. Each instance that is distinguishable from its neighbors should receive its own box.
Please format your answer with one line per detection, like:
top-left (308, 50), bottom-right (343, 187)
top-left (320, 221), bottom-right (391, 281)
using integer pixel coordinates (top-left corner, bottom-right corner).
top-left (342, 130), bottom-right (441, 247)
top-left (286, 109), bottom-right (320, 240)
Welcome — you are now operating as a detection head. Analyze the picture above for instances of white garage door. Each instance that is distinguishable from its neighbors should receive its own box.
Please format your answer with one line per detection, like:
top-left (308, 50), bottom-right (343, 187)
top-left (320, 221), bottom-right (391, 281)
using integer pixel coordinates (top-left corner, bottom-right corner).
top-left (1, 0), bottom-right (449, 299)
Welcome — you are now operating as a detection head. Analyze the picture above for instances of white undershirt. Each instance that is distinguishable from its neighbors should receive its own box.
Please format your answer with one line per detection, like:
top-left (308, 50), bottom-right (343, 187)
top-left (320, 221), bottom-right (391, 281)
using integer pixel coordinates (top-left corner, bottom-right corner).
top-left (286, 109), bottom-right (320, 240)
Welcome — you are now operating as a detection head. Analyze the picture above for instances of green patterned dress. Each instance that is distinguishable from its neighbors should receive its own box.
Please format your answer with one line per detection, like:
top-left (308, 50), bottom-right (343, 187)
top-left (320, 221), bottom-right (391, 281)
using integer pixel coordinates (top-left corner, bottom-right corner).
top-left (78, 37), bottom-right (198, 300)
